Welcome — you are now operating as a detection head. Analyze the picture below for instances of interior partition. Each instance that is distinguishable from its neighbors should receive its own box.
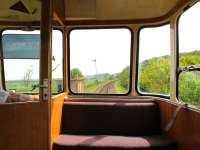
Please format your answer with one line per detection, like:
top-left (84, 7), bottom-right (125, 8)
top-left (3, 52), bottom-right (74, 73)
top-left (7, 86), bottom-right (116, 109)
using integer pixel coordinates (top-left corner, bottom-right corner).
top-left (0, 102), bottom-right (49, 150)
top-left (157, 100), bottom-right (200, 150)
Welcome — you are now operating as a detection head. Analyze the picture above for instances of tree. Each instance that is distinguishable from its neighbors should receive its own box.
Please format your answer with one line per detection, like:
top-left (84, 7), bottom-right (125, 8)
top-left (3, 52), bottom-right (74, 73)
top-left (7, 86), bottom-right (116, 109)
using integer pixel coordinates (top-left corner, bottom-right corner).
top-left (70, 68), bottom-right (84, 80)
top-left (139, 56), bottom-right (170, 94)
top-left (179, 72), bottom-right (200, 106)
top-left (118, 66), bottom-right (130, 89)
top-left (138, 50), bottom-right (200, 106)
top-left (23, 66), bottom-right (33, 87)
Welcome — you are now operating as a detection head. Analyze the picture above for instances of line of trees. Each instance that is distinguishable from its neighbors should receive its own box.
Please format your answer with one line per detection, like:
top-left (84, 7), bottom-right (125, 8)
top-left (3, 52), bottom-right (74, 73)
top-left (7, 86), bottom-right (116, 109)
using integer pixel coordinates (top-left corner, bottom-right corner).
top-left (70, 50), bottom-right (200, 107)
top-left (139, 50), bottom-right (200, 106)
top-left (70, 68), bottom-right (84, 79)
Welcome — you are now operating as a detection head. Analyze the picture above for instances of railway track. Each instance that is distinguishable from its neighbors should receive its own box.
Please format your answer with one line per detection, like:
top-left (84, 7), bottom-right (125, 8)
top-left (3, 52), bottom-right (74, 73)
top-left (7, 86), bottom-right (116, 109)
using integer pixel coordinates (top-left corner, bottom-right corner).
top-left (95, 80), bottom-right (117, 94)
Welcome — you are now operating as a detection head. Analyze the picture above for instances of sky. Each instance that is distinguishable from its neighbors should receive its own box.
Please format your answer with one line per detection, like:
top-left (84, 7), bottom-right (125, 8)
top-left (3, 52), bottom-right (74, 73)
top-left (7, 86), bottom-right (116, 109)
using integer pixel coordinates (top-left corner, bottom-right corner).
top-left (3, 30), bottom-right (63, 80)
top-left (2, 2), bottom-right (200, 80)
top-left (70, 29), bottom-right (131, 75)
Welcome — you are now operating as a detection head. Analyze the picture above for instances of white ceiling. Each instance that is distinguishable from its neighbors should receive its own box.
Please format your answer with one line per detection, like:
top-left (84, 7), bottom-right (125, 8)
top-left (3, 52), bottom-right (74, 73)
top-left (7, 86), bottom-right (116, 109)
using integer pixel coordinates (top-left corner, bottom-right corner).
top-left (0, 0), bottom-right (192, 23)
top-left (65, 0), bottom-right (187, 20)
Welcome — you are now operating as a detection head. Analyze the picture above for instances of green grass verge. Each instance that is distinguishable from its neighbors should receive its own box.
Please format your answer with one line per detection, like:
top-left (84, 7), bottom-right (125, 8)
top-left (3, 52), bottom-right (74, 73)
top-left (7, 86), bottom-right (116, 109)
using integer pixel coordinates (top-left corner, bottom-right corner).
top-left (114, 81), bottom-right (128, 94)
top-left (6, 79), bottom-right (63, 94)
top-left (84, 79), bottom-right (111, 93)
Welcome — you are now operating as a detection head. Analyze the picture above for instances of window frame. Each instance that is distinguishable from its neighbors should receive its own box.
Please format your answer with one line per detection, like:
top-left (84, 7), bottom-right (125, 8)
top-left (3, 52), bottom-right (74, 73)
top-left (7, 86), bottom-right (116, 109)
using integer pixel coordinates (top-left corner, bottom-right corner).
top-left (67, 26), bottom-right (133, 96)
top-left (0, 28), bottom-right (64, 95)
top-left (176, 1), bottom-right (200, 106)
top-left (136, 23), bottom-right (170, 99)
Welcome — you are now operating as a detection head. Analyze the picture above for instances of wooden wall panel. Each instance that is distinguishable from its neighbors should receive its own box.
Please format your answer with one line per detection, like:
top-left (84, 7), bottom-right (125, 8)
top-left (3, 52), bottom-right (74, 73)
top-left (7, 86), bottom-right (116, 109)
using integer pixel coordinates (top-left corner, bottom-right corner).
top-left (39, 0), bottom-right (52, 100)
top-left (51, 93), bottom-right (66, 150)
top-left (53, 0), bottom-right (65, 26)
top-left (0, 102), bottom-right (49, 150)
top-left (157, 100), bottom-right (200, 150)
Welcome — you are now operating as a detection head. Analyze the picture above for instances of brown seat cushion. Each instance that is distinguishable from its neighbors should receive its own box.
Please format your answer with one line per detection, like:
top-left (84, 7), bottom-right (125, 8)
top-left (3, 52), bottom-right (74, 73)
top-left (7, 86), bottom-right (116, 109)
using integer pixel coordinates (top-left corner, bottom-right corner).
top-left (62, 101), bottom-right (160, 136)
top-left (53, 134), bottom-right (177, 150)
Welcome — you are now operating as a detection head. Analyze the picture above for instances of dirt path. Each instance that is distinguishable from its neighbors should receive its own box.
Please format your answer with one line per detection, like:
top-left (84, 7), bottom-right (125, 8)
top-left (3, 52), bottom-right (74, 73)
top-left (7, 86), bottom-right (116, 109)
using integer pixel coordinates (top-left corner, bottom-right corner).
top-left (95, 81), bottom-right (117, 94)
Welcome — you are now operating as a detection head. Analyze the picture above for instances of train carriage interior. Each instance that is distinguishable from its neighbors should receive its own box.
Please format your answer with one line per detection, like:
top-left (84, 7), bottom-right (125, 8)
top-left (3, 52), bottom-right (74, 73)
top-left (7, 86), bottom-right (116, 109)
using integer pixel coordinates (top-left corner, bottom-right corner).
top-left (0, 0), bottom-right (200, 150)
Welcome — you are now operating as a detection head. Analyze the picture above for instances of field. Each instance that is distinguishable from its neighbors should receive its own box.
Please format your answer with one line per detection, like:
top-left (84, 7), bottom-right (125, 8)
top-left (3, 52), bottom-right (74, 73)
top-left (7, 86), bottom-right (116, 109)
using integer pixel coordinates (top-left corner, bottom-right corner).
top-left (6, 78), bottom-right (128, 95)
top-left (6, 79), bottom-right (63, 94)
top-left (5, 50), bottom-right (200, 108)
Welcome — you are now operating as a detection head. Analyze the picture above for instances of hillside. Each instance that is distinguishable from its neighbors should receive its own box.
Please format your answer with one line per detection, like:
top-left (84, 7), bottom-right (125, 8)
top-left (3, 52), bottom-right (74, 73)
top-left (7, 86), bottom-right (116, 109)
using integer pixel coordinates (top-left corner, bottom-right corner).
top-left (139, 50), bottom-right (200, 106)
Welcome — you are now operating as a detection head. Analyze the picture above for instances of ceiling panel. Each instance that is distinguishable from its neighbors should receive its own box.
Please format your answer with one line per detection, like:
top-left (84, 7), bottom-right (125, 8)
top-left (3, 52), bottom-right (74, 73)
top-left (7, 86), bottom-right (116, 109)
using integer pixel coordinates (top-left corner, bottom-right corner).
top-left (0, 0), bottom-right (191, 23)
top-left (65, 0), bottom-right (190, 21)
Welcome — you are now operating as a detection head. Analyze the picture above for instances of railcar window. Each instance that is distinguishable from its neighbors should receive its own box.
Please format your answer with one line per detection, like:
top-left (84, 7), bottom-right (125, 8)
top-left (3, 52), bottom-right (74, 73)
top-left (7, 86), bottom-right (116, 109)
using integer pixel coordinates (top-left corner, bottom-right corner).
top-left (138, 25), bottom-right (170, 96)
top-left (69, 28), bottom-right (131, 94)
top-left (52, 30), bottom-right (63, 93)
top-left (178, 2), bottom-right (200, 108)
top-left (1, 30), bottom-right (63, 94)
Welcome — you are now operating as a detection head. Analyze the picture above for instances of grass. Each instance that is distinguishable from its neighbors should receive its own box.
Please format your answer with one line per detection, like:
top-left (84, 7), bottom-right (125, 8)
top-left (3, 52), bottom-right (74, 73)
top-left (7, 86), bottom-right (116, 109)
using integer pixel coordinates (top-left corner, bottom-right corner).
top-left (6, 80), bottom-right (39, 93)
top-left (6, 79), bottom-right (63, 94)
top-left (83, 79), bottom-right (110, 93)
top-left (83, 78), bottom-right (129, 94)
top-left (83, 79), bottom-right (98, 93)
top-left (114, 81), bottom-right (128, 94)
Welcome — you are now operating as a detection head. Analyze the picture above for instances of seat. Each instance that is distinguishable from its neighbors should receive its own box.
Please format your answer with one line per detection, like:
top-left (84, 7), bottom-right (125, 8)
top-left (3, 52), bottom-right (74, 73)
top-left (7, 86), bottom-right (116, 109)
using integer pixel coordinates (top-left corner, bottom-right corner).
top-left (61, 101), bottom-right (161, 136)
top-left (53, 100), bottom-right (177, 150)
top-left (53, 134), bottom-right (177, 150)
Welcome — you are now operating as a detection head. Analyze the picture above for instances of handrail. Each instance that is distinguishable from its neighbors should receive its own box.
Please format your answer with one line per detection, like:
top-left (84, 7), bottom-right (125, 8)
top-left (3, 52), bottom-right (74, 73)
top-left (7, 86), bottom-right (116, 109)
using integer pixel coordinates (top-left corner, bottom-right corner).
top-left (178, 64), bottom-right (200, 74)
top-left (164, 103), bottom-right (188, 132)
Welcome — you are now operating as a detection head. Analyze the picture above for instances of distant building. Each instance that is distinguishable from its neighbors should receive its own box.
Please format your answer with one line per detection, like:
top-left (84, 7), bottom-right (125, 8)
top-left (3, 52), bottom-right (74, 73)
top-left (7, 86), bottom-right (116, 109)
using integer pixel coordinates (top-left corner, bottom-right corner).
top-left (70, 79), bottom-right (84, 93)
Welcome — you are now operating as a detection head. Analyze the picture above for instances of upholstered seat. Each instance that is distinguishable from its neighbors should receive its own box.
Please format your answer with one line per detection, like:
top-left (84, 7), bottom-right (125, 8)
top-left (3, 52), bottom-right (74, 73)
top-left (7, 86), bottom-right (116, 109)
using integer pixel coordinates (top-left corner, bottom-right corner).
top-left (53, 134), bottom-right (177, 150)
top-left (61, 101), bottom-right (160, 136)
top-left (53, 101), bottom-right (177, 150)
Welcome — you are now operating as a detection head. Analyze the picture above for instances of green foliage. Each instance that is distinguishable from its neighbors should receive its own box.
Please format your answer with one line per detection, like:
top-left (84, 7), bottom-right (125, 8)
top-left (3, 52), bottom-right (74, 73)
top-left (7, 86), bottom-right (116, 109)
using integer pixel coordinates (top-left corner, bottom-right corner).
top-left (139, 55), bottom-right (170, 94)
top-left (179, 50), bottom-right (200, 67)
top-left (114, 81), bottom-right (127, 93)
top-left (6, 80), bottom-right (39, 93)
top-left (138, 50), bottom-right (200, 107)
top-left (70, 68), bottom-right (84, 79)
top-left (5, 51), bottom-right (200, 105)
top-left (175, 51), bottom-right (200, 107)
top-left (118, 66), bottom-right (130, 89)
top-left (6, 79), bottom-right (63, 94)
top-left (52, 79), bottom-right (63, 93)
top-left (179, 72), bottom-right (200, 107)
top-left (83, 79), bottom-right (97, 93)
top-left (83, 78), bottom-right (111, 93)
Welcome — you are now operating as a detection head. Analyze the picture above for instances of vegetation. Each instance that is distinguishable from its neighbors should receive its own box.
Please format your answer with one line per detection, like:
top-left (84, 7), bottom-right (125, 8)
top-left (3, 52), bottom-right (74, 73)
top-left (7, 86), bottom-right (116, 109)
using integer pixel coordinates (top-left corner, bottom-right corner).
top-left (70, 68), bottom-right (84, 79)
top-left (139, 50), bottom-right (200, 107)
top-left (117, 66), bottom-right (130, 90)
top-left (83, 78), bottom-right (108, 93)
top-left (23, 66), bottom-right (33, 87)
top-left (69, 50), bottom-right (200, 107)
top-left (5, 51), bottom-right (200, 107)
top-left (179, 71), bottom-right (200, 106)
top-left (179, 51), bottom-right (200, 107)
top-left (6, 79), bottom-right (63, 94)
top-left (114, 81), bottom-right (127, 93)
top-left (139, 55), bottom-right (170, 94)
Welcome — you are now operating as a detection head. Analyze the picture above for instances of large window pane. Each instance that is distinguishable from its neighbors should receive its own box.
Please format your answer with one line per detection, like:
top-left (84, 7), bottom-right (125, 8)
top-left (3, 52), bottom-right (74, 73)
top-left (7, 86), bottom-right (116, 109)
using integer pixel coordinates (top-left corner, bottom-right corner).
top-left (2, 30), bottom-right (63, 94)
top-left (138, 25), bottom-right (170, 95)
top-left (69, 28), bottom-right (131, 94)
top-left (52, 30), bottom-right (63, 93)
top-left (178, 2), bottom-right (200, 107)
top-left (179, 71), bottom-right (200, 108)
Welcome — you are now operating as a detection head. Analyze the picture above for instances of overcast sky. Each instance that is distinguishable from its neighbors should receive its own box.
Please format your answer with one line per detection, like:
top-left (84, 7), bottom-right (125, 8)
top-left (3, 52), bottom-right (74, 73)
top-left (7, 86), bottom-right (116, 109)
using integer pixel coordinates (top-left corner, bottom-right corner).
top-left (3, 30), bottom-right (63, 80)
top-left (3, 2), bottom-right (200, 80)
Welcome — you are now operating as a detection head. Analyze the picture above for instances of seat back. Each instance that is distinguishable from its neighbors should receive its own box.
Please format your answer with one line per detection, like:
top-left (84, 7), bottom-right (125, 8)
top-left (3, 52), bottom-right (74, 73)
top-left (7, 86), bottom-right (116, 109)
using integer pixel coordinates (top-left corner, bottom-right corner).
top-left (62, 101), bottom-right (160, 136)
